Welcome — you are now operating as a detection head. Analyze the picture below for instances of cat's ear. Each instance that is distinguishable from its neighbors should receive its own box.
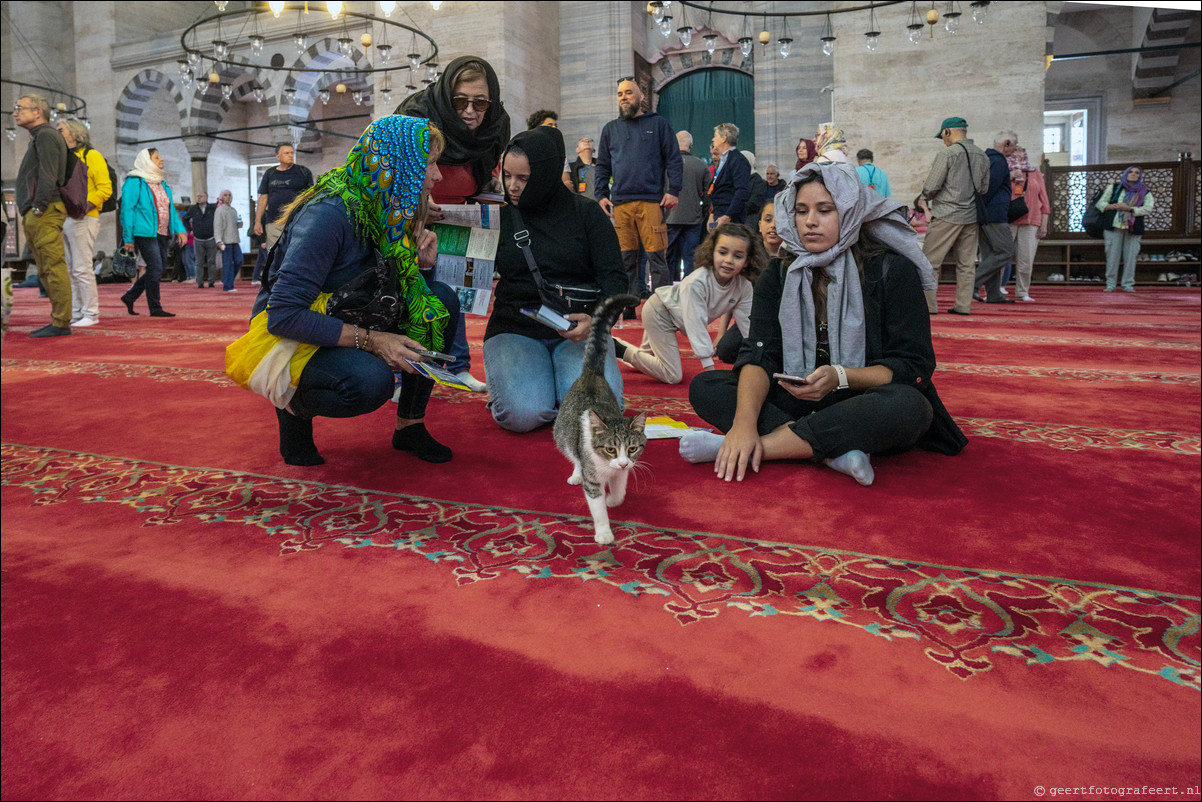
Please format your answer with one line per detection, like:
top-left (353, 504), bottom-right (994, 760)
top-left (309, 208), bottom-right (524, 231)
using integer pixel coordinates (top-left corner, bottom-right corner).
top-left (628, 412), bottom-right (647, 433)
top-left (588, 410), bottom-right (608, 432)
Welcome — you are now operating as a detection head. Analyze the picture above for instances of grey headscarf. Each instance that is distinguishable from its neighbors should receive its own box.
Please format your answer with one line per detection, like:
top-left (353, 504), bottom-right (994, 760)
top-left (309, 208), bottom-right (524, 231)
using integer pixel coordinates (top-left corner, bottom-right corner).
top-left (774, 162), bottom-right (935, 378)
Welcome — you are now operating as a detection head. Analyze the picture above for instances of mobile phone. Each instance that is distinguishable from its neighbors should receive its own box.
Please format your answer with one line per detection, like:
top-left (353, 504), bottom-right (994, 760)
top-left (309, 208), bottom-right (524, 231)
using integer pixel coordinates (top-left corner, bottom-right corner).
top-left (415, 349), bottom-right (454, 363)
top-left (772, 372), bottom-right (809, 385)
top-left (521, 305), bottom-right (576, 332)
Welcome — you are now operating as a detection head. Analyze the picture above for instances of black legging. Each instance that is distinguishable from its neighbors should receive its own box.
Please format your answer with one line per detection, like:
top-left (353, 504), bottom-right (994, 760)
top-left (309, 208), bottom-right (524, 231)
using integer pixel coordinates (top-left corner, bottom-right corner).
top-left (689, 370), bottom-right (933, 461)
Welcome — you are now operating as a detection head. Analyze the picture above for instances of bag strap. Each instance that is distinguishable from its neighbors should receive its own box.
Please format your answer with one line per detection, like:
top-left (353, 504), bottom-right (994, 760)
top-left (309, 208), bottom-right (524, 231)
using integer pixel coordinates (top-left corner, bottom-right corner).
top-left (509, 205), bottom-right (550, 292)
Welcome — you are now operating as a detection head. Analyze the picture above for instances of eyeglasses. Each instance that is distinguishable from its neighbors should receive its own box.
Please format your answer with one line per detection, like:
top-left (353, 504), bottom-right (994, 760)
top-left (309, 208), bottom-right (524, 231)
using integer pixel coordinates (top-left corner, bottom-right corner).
top-left (451, 96), bottom-right (489, 113)
top-left (13, 105), bottom-right (33, 112)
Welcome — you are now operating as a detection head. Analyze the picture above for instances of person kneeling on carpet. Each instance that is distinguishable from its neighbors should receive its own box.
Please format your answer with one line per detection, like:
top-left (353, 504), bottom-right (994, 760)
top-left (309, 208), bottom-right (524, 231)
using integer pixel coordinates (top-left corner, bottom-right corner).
top-left (229, 115), bottom-right (460, 467)
top-left (681, 161), bottom-right (966, 485)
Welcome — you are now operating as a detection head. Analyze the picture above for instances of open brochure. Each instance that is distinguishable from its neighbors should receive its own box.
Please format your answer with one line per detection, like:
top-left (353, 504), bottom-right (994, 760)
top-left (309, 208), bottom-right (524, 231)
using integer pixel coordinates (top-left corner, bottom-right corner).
top-left (406, 359), bottom-right (474, 391)
top-left (431, 204), bottom-right (500, 316)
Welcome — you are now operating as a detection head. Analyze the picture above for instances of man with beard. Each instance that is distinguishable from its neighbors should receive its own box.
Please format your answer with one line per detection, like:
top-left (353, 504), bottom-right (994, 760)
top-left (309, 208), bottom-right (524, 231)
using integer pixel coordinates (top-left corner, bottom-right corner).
top-left (594, 77), bottom-right (682, 309)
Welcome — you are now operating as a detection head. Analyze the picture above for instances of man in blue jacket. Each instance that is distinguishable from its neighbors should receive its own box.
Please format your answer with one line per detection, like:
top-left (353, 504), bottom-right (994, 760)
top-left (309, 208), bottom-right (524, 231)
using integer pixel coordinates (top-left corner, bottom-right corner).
top-left (595, 77), bottom-right (682, 304)
top-left (706, 123), bottom-right (751, 229)
top-left (974, 131), bottom-right (1018, 304)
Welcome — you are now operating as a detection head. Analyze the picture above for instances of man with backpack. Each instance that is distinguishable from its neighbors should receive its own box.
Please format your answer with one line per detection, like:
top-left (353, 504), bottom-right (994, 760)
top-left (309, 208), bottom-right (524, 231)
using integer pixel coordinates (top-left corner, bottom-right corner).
top-left (57, 117), bottom-right (113, 327)
top-left (855, 149), bottom-right (892, 198)
top-left (14, 93), bottom-right (72, 337)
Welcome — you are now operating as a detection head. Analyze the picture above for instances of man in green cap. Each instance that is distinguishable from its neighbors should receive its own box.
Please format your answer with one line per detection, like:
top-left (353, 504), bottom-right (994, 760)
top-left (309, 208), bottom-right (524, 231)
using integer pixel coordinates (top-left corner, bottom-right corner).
top-left (920, 116), bottom-right (989, 315)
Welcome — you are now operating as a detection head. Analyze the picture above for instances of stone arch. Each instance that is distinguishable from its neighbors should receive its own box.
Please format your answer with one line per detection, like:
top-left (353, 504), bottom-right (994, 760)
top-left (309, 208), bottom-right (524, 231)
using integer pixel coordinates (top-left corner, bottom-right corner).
top-left (276, 37), bottom-right (371, 123)
top-left (115, 68), bottom-right (187, 144)
top-left (648, 28), bottom-right (753, 102)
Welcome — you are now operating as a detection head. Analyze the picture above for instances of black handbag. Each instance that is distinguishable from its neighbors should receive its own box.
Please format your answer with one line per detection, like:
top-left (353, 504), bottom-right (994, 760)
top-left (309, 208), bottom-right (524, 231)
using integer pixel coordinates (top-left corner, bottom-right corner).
top-left (510, 206), bottom-right (602, 315)
top-left (325, 251), bottom-right (402, 331)
top-left (1082, 185), bottom-right (1119, 239)
top-left (1008, 175), bottom-right (1030, 223)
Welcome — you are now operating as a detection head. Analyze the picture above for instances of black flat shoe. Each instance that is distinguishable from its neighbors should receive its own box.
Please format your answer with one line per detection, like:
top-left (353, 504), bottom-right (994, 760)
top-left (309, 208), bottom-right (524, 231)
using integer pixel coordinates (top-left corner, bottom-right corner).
top-left (947, 308), bottom-right (970, 316)
top-left (121, 296), bottom-right (139, 315)
top-left (985, 298), bottom-right (1015, 304)
top-left (150, 310), bottom-right (176, 317)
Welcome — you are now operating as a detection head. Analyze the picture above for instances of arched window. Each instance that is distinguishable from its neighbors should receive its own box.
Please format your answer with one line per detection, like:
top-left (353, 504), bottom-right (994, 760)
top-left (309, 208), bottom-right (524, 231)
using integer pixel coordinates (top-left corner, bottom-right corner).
top-left (656, 68), bottom-right (754, 156)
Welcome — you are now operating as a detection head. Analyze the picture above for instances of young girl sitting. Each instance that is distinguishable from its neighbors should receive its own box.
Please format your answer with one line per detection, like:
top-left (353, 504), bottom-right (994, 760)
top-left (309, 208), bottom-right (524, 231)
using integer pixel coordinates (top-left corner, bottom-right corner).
top-left (615, 222), bottom-right (767, 385)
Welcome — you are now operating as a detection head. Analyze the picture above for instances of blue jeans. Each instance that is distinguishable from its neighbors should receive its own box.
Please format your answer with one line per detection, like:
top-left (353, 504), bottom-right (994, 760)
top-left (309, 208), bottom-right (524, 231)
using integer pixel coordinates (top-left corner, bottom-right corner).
top-left (290, 280), bottom-right (461, 421)
top-left (482, 333), bottom-right (624, 433)
top-left (667, 221), bottom-right (703, 280)
top-left (123, 235), bottom-right (170, 313)
top-left (182, 242), bottom-right (196, 280)
top-left (221, 245), bottom-right (238, 290)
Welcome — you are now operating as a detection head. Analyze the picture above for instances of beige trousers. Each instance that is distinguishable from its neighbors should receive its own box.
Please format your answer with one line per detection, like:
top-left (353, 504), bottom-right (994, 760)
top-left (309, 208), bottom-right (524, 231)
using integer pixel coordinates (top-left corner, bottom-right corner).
top-left (1009, 223), bottom-right (1038, 299)
top-left (922, 217), bottom-right (979, 313)
top-left (622, 295), bottom-right (687, 385)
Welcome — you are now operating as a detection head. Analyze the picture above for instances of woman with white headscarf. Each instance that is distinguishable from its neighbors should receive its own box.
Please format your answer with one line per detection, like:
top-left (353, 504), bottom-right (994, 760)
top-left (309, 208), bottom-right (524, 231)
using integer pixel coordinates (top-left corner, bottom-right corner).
top-left (119, 148), bottom-right (187, 316)
top-left (681, 162), bottom-right (965, 485)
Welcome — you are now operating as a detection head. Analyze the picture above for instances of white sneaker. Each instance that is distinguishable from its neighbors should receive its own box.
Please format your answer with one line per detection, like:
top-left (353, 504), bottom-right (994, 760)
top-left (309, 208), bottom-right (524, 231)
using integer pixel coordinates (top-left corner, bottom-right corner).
top-left (1000, 287), bottom-right (1009, 295)
top-left (73, 316), bottom-right (98, 327)
top-left (455, 371), bottom-right (487, 392)
top-left (1018, 295), bottom-right (1035, 302)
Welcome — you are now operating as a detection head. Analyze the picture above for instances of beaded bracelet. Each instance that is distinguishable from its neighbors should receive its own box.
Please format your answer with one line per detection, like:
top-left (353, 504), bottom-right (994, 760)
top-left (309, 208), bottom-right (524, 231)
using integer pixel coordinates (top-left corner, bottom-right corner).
top-left (353, 325), bottom-right (361, 350)
top-left (363, 329), bottom-right (372, 353)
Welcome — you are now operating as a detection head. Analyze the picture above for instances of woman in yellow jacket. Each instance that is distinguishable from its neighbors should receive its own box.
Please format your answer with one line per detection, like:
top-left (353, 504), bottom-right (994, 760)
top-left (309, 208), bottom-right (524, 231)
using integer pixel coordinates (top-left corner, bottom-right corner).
top-left (56, 118), bottom-right (112, 326)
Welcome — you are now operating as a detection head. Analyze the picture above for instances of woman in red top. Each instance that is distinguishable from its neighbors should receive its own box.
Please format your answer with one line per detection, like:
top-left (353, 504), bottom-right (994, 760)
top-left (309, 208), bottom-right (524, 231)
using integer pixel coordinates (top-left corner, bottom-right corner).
top-left (396, 56), bottom-right (511, 389)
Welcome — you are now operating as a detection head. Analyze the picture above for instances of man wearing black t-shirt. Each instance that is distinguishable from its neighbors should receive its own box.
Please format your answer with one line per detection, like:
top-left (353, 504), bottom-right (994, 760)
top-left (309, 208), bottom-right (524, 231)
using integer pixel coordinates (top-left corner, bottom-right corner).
top-left (254, 144), bottom-right (314, 250)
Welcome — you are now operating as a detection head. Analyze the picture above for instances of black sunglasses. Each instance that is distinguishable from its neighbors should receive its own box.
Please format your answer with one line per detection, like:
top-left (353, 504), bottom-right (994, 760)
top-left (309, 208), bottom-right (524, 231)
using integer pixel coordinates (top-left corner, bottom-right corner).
top-left (451, 96), bottom-right (490, 113)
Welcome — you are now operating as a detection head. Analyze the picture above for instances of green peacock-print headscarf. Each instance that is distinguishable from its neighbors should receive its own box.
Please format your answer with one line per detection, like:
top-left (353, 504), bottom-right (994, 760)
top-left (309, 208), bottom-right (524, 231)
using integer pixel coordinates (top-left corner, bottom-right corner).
top-left (308, 114), bottom-right (449, 349)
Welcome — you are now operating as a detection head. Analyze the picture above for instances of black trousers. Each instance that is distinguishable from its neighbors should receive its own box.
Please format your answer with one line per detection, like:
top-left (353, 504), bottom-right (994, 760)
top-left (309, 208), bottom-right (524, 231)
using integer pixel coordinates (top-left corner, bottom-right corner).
top-left (688, 370), bottom-right (933, 460)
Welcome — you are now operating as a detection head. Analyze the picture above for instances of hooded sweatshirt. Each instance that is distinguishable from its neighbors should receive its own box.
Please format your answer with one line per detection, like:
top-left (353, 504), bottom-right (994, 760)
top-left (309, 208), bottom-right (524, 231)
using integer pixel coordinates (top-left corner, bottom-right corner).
top-left (485, 126), bottom-right (627, 342)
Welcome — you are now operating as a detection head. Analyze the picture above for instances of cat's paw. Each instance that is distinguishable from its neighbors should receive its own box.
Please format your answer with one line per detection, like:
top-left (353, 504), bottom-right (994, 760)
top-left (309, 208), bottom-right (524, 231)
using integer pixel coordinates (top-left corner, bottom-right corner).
top-left (593, 527), bottom-right (615, 546)
top-left (567, 473), bottom-right (583, 486)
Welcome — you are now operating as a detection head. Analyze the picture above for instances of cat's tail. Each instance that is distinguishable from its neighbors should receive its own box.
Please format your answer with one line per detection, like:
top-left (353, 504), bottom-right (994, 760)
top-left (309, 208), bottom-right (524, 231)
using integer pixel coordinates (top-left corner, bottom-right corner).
top-left (582, 293), bottom-right (640, 376)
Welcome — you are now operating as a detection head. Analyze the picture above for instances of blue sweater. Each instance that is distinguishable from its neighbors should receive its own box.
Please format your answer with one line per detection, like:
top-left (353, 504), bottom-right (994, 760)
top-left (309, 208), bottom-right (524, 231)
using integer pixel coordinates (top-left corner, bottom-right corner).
top-left (119, 176), bottom-right (185, 243)
top-left (594, 112), bottom-right (682, 204)
top-left (251, 196), bottom-right (374, 348)
top-left (981, 149), bottom-right (1012, 224)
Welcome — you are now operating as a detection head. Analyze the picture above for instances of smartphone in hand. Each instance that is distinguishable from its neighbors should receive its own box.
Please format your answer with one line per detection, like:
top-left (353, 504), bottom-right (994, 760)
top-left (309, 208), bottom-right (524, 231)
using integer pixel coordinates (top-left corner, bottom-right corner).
top-left (415, 349), bottom-right (454, 363)
top-left (772, 372), bottom-right (809, 385)
top-left (521, 305), bottom-right (576, 332)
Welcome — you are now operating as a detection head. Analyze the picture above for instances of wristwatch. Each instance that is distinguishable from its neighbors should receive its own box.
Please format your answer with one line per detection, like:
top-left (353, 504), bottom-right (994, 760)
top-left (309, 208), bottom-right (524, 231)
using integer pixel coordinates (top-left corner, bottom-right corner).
top-left (832, 364), bottom-right (850, 391)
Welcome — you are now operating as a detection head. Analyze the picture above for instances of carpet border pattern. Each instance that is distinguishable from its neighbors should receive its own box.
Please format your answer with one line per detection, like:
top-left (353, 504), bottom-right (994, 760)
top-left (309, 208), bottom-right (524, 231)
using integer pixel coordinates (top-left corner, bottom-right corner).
top-left (3, 443), bottom-right (1198, 687)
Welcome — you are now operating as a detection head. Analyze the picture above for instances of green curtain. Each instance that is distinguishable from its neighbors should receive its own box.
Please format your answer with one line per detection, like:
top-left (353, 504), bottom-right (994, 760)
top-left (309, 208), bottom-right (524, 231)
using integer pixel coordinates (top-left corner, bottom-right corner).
top-left (656, 68), bottom-right (755, 155)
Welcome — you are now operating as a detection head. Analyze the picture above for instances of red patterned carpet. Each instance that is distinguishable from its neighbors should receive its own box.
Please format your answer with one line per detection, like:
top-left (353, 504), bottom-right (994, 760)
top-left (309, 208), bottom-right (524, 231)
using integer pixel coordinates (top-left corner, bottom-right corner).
top-left (2, 279), bottom-right (1199, 800)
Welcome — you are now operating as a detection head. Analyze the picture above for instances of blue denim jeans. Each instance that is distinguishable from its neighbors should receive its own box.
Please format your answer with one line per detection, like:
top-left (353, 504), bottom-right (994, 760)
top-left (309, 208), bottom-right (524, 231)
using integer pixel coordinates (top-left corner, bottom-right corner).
top-left (667, 221), bottom-right (704, 280)
top-left (221, 245), bottom-right (238, 290)
top-left (288, 280), bottom-right (461, 422)
top-left (482, 333), bottom-right (624, 433)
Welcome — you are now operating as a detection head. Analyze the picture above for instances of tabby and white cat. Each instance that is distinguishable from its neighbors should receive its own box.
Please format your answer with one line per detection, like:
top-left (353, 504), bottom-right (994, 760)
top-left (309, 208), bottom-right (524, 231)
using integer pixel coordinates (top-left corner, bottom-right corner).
top-left (553, 294), bottom-right (648, 546)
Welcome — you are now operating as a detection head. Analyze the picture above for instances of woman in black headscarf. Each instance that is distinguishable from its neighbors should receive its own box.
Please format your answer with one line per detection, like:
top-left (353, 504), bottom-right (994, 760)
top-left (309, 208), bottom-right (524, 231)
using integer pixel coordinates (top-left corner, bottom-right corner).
top-left (481, 126), bottom-right (628, 433)
top-left (396, 55), bottom-right (510, 206)
top-left (395, 55), bottom-right (511, 390)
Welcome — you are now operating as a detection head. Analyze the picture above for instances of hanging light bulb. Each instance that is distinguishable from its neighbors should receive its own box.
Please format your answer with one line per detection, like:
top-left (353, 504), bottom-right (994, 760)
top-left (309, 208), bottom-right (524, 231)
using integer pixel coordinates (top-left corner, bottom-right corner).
top-left (406, 83), bottom-right (418, 95)
top-left (319, 88), bottom-right (330, 104)
top-left (376, 44), bottom-right (392, 62)
top-left (220, 82), bottom-right (233, 100)
top-left (759, 29), bottom-right (771, 54)
top-left (428, 64), bottom-right (439, 82)
top-left (778, 19), bottom-right (793, 58)
top-left (188, 50), bottom-right (201, 66)
top-left (381, 86), bottom-right (393, 103)
top-left (81, 117), bottom-right (90, 129)
top-left (361, 33), bottom-right (372, 48)
top-left (214, 0), bottom-right (228, 10)
top-left (659, 15), bottom-right (673, 37)
top-left (178, 58), bottom-right (190, 75)
top-left (352, 90), bottom-right (363, 105)
top-left (971, 1), bottom-right (989, 23)
top-left (181, 70), bottom-right (194, 89)
top-left (6, 126), bottom-right (17, 142)
top-left (430, 0), bottom-right (442, 8)
top-left (253, 86), bottom-right (265, 102)
top-left (327, 0), bottom-right (343, 19)
top-left (283, 86), bottom-right (296, 103)
top-left (944, 2), bottom-right (962, 33)
top-left (703, 34), bottom-right (718, 54)
top-left (380, 1), bottom-right (396, 17)
top-left (338, 36), bottom-right (354, 56)
top-left (864, 3), bottom-right (881, 52)
top-left (821, 13), bottom-right (836, 56)
top-left (737, 15), bottom-right (753, 57)
top-left (250, 34), bottom-right (265, 55)
top-left (213, 39), bottom-right (229, 59)
top-left (678, 23), bottom-right (692, 47)
top-left (294, 33), bottom-right (309, 53)
top-left (906, 3), bottom-right (924, 44)
top-left (269, 0), bottom-right (286, 17)
top-left (649, 1), bottom-right (664, 24)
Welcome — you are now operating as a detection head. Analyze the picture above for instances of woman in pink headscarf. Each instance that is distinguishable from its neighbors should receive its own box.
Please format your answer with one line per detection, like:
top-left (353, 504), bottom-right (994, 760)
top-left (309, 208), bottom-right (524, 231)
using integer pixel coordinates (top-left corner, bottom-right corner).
top-left (1006, 147), bottom-right (1050, 302)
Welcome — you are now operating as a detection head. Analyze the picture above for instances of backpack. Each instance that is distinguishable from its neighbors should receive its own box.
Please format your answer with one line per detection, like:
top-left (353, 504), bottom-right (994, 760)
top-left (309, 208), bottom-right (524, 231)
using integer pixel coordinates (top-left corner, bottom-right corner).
top-left (84, 147), bottom-right (120, 213)
top-left (58, 149), bottom-right (89, 220)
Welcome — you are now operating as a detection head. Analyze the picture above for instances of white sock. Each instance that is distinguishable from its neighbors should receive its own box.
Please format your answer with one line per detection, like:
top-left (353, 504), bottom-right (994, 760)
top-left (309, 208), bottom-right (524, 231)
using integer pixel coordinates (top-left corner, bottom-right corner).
top-left (824, 450), bottom-right (875, 486)
top-left (679, 430), bottom-right (724, 464)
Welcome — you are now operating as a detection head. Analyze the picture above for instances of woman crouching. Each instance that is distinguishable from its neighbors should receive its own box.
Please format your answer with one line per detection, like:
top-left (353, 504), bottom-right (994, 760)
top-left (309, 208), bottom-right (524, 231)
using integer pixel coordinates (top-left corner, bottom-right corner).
top-left (237, 115), bottom-right (460, 466)
top-left (682, 161), bottom-right (966, 485)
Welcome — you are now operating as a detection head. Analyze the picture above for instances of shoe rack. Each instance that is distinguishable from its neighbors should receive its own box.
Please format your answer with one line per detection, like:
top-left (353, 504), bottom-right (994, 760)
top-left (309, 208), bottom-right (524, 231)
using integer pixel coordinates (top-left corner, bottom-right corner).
top-left (934, 238), bottom-right (1200, 286)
